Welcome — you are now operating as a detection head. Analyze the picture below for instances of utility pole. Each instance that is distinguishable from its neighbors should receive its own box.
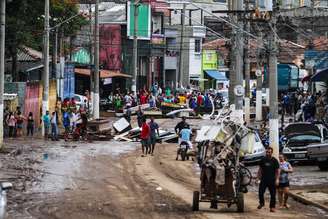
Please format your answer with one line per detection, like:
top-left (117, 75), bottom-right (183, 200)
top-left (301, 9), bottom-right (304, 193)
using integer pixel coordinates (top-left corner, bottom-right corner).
top-left (269, 0), bottom-right (279, 159)
top-left (228, 0), bottom-right (235, 105)
top-left (53, 28), bottom-right (58, 80)
top-left (234, 0), bottom-right (244, 115)
top-left (244, 0), bottom-right (250, 124)
top-left (59, 30), bottom-right (64, 100)
top-left (178, 3), bottom-right (186, 88)
top-left (0, 0), bottom-right (5, 147)
top-left (42, 0), bottom-right (50, 136)
top-left (132, 0), bottom-right (140, 95)
top-left (89, 3), bottom-right (94, 105)
top-left (255, 32), bottom-right (263, 122)
top-left (93, 0), bottom-right (100, 119)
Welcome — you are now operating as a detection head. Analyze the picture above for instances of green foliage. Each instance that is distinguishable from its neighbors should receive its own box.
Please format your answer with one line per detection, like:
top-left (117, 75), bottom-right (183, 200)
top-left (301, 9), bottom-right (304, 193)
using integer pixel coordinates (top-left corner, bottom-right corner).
top-left (6, 0), bottom-right (87, 54)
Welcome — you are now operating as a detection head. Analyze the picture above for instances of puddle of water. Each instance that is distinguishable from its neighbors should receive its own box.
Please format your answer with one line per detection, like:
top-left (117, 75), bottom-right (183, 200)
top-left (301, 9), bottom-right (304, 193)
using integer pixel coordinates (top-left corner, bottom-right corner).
top-left (31, 140), bottom-right (138, 195)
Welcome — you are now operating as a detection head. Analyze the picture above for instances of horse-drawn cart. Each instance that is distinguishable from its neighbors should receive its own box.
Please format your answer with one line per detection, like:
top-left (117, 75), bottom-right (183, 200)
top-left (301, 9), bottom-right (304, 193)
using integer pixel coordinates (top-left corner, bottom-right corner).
top-left (193, 121), bottom-right (253, 212)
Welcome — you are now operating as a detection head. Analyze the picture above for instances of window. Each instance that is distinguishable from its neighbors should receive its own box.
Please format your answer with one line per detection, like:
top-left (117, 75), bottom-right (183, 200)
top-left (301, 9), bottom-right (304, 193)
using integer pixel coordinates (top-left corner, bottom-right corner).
top-left (195, 39), bottom-right (201, 53)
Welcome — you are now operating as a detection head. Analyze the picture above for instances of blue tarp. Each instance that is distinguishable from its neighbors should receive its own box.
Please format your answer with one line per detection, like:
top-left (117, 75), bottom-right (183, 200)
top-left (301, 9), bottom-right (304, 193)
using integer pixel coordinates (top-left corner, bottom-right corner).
top-left (205, 70), bottom-right (227, 81)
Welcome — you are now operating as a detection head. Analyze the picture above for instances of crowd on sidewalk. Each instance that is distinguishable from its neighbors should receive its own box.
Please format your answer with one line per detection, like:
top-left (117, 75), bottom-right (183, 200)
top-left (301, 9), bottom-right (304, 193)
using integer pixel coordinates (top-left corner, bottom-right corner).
top-left (3, 97), bottom-right (90, 141)
top-left (107, 83), bottom-right (224, 113)
top-left (280, 90), bottom-right (327, 122)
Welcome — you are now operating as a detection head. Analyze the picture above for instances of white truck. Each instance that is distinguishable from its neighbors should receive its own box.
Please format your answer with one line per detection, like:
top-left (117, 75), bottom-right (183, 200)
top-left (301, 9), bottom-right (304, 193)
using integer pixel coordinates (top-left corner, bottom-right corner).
top-left (308, 143), bottom-right (328, 171)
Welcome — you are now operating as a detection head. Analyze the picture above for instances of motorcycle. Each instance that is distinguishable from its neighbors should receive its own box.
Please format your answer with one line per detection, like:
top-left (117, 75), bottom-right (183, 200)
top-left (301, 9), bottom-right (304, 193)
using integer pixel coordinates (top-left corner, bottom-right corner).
top-left (176, 141), bottom-right (191, 161)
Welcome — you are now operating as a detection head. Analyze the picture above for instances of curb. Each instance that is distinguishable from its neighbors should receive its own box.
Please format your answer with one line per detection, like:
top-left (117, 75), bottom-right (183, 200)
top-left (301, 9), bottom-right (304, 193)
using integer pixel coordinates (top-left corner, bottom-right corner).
top-left (289, 191), bottom-right (328, 212)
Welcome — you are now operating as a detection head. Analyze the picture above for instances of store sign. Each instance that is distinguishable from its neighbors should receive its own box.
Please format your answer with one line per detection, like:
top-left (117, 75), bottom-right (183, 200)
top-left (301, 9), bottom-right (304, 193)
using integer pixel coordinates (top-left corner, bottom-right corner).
top-left (151, 34), bottom-right (165, 45)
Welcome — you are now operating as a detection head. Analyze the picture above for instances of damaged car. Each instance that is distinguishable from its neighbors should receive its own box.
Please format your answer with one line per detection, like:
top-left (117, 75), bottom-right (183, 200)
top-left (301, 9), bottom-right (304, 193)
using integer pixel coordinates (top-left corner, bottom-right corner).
top-left (282, 122), bottom-right (328, 162)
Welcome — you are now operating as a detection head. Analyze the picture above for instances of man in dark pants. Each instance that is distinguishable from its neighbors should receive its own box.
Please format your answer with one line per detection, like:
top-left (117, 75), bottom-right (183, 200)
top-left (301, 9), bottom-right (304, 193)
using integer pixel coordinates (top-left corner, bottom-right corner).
top-left (257, 147), bottom-right (280, 212)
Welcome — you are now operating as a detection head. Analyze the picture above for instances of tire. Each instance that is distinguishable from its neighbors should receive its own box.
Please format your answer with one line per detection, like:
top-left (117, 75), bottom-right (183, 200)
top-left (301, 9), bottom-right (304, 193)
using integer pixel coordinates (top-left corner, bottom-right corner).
top-left (236, 192), bottom-right (244, 212)
top-left (192, 191), bottom-right (200, 211)
top-left (181, 149), bottom-right (187, 161)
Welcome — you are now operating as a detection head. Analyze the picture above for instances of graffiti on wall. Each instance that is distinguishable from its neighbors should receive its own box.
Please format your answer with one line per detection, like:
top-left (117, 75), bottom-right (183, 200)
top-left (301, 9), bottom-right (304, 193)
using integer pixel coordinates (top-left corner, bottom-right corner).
top-left (100, 24), bottom-right (122, 70)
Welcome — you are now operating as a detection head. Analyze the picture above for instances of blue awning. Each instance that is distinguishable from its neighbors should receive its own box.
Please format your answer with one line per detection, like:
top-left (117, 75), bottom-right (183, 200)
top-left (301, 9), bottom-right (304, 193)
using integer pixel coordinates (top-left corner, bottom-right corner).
top-left (204, 70), bottom-right (227, 81)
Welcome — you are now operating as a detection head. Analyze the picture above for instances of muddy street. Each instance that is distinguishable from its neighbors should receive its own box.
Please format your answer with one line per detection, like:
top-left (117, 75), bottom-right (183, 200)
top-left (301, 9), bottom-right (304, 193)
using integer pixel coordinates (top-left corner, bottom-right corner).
top-left (0, 133), bottom-right (327, 219)
top-left (3, 139), bottom-right (201, 219)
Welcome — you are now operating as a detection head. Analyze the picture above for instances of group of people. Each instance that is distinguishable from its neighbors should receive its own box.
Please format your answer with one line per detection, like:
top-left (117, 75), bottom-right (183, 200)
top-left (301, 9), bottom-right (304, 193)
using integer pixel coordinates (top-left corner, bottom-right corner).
top-left (281, 90), bottom-right (327, 122)
top-left (4, 107), bottom-right (34, 138)
top-left (139, 116), bottom-right (159, 156)
top-left (107, 84), bottom-right (224, 114)
top-left (257, 147), bottom-right (293, 212)
top-left (41, 109), bottom-right (88, 141)
top-left (3, 97), bottom-right (89, 141)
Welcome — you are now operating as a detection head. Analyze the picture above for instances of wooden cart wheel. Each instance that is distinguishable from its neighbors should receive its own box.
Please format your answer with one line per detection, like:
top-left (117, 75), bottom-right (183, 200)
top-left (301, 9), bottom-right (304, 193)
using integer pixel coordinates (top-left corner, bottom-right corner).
top-left (192, 191), bottom-right (200, 211)
top-left (236, 192), bottom-right (244, 212)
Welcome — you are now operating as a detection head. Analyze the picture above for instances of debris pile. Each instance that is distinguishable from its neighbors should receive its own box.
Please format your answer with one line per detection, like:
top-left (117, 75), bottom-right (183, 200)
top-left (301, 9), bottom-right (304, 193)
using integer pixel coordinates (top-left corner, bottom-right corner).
top-left (113, 118), bottom-right (177, 143)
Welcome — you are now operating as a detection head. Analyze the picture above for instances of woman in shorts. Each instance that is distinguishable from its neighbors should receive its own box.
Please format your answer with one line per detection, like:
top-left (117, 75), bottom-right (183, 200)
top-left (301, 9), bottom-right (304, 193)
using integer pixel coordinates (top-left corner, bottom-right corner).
top-left (278, 154), bottom-right (293, 209)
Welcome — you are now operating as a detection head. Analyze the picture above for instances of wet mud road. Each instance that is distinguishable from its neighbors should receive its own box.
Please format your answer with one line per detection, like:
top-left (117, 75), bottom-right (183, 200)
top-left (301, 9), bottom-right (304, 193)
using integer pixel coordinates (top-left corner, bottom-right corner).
top-left (2, 137), bottom-right (328, 219)
top-left (4, 139), bottom-right (201, 219)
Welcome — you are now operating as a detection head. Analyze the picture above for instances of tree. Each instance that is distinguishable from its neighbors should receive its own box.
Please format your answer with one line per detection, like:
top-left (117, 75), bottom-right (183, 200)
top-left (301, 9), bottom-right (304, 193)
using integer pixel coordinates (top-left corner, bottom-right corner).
top-left (5, 0), bottom-right (87, 81)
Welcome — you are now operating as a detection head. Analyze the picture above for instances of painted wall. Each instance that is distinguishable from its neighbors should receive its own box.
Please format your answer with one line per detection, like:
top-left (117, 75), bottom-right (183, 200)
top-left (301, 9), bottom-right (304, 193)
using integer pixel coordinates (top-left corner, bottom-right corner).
top-left (99, 24), bottom-right (122, 70)
top-left (188, 38), bottom-right (202, 78)
top-left (24, 82), bottom-right (40, 128)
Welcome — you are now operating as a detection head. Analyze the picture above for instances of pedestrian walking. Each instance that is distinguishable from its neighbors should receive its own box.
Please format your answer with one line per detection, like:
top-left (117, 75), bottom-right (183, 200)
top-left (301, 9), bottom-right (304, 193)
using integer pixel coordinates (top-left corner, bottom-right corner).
top-left (7, 112), bottom-right (16, 138)
top-left (257, 147), bottom-right (280, 212)
top-left (278, 154), bottom-right (293, 209)
top-left (50, 111), bottom-right (59, 141)
top-left (148, 117), bottom-right (159, 155)
top-left (16, 111), bottom-right (25, 137)
top-left (125, 105), bottom-right (132, 124)
top-left (42, 111), bottom-right (51, 140)
top-left (62, 110), bottom-right (71, 141)
top-left (3, 107), bottom-right (10, 138)
top-left (26, 112), bottom-right (34, 136)
top-left (136, 106), bottom-right (144, 128)
top-left (140, 117), bottom-right (150, 156)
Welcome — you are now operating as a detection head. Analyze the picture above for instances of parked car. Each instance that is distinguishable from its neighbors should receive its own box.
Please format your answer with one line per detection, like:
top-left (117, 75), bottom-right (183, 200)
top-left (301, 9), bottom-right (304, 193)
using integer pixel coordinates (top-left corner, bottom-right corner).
top-left (282, 122), bottom-right (328, 162)
top-left (242, 132), bottom-right (266, 164)
top-left (73, 94), bottom-right (93, 112)
top-left (308, 143), bottom-right (328, 171)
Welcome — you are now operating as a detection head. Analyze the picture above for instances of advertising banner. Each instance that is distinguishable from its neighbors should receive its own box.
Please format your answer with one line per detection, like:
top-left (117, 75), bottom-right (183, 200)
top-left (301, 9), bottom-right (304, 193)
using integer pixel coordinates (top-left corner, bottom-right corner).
top-left (100, 24), bottom-right (122, 70)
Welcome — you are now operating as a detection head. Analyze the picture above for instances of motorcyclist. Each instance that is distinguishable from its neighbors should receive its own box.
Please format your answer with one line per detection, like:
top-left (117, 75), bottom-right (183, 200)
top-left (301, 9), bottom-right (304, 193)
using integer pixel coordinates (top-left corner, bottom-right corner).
top-left (175, 116), bottom-right (188, 134)
top-left (179, 124), bottom-right (192, 149)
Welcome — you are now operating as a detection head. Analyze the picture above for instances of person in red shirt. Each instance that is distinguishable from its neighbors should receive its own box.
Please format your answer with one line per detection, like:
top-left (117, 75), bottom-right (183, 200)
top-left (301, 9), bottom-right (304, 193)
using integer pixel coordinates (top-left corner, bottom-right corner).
top-left (197, 93), bottom-right (203, 106)
top-left (140, 93), bottom-right (148, 105)
top-left (140, 117), bottom-right (150, 156)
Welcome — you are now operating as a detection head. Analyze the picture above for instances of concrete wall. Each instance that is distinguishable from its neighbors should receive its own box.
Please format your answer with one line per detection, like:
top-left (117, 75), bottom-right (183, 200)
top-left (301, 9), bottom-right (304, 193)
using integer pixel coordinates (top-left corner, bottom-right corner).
top-left (188, 38), bottom-right (202, 78)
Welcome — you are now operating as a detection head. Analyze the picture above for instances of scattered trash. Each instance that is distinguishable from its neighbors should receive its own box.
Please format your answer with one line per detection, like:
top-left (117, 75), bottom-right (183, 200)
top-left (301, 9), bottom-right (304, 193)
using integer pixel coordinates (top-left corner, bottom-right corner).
top-left (156, 187), bottom-right (162, 191)
top-left (155, 203), bottom-right (167, 207)
top-left (113, 118), bottom-right (131, 133)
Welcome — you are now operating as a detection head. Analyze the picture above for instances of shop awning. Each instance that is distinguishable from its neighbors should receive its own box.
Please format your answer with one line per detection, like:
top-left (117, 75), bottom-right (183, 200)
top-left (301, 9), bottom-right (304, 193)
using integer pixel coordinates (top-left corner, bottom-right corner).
top-left (205, 70), bottom-right (227, 81)
top-left (26, 64), bottom-right (44, 72)
top-left (75, 68), bottom-right (132, 78)
top-left (311, 68), bottom-right (328, 82)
